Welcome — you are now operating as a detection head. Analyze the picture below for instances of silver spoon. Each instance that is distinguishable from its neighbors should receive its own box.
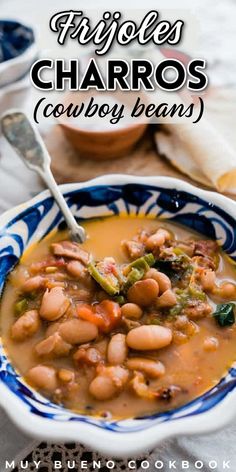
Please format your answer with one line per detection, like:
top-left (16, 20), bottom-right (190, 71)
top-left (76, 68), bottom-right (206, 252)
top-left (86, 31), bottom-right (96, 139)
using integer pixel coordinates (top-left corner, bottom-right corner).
top-left (0, 110), bottom-right (86, 243)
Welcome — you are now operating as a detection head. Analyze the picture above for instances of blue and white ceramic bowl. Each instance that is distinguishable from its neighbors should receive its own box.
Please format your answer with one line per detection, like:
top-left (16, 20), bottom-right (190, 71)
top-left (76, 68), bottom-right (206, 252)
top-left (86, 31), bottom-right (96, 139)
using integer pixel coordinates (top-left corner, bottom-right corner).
top-left (0, 175), bottom-right (236, 457)
top-left (0, 20), bottom-right (37, 89)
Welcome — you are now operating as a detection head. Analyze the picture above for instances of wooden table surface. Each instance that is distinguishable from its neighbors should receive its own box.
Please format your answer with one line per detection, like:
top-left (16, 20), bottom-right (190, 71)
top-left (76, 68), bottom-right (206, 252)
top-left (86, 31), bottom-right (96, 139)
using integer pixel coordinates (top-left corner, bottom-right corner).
top-left (47, 125), bottom-right (206, 188)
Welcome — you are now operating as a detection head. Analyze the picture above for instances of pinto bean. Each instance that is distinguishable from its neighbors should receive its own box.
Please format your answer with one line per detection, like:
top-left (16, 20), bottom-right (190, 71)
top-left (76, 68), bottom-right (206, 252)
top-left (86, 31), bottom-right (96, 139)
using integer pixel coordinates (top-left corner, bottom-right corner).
top-left (144, 269), bottom-right (171, 294)
top-left (67, 260), bottom-right (86, 278)
top-left (35, 333), bottom-right (72, 358)
top-left (146, 233), bottom-right (165, 250)
top-left (173, 315), bottom-right (188, 330)
top-left (126, 358), bottom-right (165, 378)
top-left (27, 365), bottom-right (57, 392)
top-left (200, 269), bottom-right (216, 292)
top-left (172, 331), bottom-right (188, 344)
top-left (107, 334), bottom-right (128, 365)
top-left (158, 228), bottom-right (171, 240)
top-left (22, 276), bottom-right (45, 293)
top-left (58, 369), bottom-right (75, 383)
top-left (40, 287), bottom-right (70, 321)
top-left (127, 279), bottom-right (159, 306)
top-left (73, 347), bottom-right (102, 365)
top-left (67, 262), bottom-right (95, 290)
top-left (214, 282), bottom-right (236, 300)
top-left (11, 310), bottom-right (41, 341)
top-left (146, 229), bottom-right (170, 251)
top-left (121, 303), bottom-right (143, 319)
top-left (126, 325), bottom-right (172, 351)
top-left (156, 289), bottom-right (177, 308)
top-left (94, 338), bottom-right (109, 357)
top-left (59, 318), bottom-right (98, 344)
top-left (45, 322), bottom-right (60, 338)
top-left (89, 366), bottom-right (129, 400)
top-left (203, 336), bottom-right (219, 351)
top-left (97, 365), bottom-right (129, 387)
top-left (122, 240), bottom-right (145, 260)
top-left (89, 375), bottom-right (117, 400)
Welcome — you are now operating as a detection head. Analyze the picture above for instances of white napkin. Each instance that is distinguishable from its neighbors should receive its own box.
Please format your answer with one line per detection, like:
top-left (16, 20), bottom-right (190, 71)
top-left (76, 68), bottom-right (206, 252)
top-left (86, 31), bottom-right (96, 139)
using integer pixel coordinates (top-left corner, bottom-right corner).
top-left (155, 87), bottom-right (236, 195)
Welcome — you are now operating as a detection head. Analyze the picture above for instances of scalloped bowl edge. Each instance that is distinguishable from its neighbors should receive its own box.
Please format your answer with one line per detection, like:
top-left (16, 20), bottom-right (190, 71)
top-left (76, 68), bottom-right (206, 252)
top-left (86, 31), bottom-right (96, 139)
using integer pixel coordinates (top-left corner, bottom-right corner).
top-left (0, 174), bottom-right (236, 457)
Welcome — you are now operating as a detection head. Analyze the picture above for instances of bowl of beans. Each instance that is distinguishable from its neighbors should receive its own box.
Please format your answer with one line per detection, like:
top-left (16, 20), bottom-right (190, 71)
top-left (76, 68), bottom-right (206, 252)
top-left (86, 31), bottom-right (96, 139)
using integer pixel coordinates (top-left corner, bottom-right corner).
top-left (0, 174), bottom-right (236, 457)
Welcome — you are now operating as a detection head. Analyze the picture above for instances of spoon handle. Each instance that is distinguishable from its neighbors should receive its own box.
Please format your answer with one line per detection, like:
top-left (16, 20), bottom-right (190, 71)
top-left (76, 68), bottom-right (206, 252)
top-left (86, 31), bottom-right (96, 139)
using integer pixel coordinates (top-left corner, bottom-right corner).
top-left (40, 164), bottom-right (86, 243)
top-left (1, 111), bottom-right (86, 243)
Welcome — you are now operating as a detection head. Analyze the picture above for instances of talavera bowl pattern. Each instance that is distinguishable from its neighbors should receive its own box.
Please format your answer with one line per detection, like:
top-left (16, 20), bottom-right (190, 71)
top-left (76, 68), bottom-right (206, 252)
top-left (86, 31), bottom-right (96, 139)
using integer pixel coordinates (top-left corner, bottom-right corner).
top-left (0, 175), bottom-right (236, 457)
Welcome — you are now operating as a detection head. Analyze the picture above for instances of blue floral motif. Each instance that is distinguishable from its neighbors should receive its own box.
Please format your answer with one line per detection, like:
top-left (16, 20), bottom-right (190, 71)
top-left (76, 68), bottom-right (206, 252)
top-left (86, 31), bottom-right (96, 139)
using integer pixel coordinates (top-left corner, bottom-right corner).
top-left (0, 20), bottom-right (34, 63)
top-left (0, 182), bottom-right (236, 433)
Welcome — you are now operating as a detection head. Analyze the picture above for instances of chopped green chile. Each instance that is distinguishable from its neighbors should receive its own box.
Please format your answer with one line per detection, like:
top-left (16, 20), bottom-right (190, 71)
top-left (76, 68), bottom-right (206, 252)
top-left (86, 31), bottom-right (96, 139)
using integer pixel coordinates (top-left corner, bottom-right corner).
top-left (172, 247), bottom-right (185, 256)
top-left (88, 260), bottom-right (121, 295)
top-left (154, 255), bottom-right (191, 280)
top-left (123, 253), bottom-right (155, 291)
top-left (127, 253), bottom-right (155, 272)
top-left (188, 285), bottom-right (206, 301)
top-left (213, 303), bottom-right (235, 327)
top-left (113, 295), bottom-right (126, 305)
top-left (170, 285), bottom-right (206, 317)
top-left (14, 298), bottom-right (28, 315)
top-left (146, 316), bottom-right (162, 325)
top-left (123, 267), bottom-right (144, 291)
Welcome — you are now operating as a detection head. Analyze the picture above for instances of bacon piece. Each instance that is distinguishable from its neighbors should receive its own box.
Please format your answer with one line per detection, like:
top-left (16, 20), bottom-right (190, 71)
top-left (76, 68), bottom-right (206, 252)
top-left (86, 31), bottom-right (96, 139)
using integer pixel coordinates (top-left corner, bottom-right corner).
top-left (73, 347), bottom-right (102, 366)
top-left (35, 333), bottom-right (72, 358)
top-left (183, 300), bottom-right (213, 319)
top-left (51, 241), bottom-right (89, 265)
top-left (22, 275), bottom-right (45, 293)
top-left (29, 257), bottom-right (66, 274)
top-left (194, 240), bottom-right (218, 258)
top-left (122, 240), bottom-right (145, 260)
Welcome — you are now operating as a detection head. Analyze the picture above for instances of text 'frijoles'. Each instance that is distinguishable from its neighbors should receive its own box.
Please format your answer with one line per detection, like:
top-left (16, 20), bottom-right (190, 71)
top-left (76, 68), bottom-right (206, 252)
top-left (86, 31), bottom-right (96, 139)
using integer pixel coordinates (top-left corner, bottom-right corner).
top-left (50, 10), bottom-right (184, 55)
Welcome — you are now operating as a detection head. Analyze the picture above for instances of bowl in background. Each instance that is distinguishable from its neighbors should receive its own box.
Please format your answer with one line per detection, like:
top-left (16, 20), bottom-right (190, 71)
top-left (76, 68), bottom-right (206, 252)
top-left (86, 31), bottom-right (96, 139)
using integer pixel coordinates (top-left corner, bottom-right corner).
top-left (0, 19), bottom-right (38, 89)
top-left (0, 175), bottom-right (236, 457)
top-left (60, 91), bottom-right (148, 160)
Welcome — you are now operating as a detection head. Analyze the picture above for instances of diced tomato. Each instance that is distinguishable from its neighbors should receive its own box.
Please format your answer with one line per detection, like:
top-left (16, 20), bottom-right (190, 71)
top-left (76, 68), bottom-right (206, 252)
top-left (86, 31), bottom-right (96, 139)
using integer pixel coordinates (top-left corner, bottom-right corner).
top-left (77, 300), bottom-right (121, 333)
top-left (77, 304), bottom-right (98, 325)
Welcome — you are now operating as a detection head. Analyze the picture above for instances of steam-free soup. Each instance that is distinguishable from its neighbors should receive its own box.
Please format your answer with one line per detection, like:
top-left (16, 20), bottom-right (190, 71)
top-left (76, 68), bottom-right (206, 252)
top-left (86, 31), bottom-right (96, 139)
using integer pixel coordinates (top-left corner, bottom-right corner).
top-left (1, 216), bottom-right (236, 419)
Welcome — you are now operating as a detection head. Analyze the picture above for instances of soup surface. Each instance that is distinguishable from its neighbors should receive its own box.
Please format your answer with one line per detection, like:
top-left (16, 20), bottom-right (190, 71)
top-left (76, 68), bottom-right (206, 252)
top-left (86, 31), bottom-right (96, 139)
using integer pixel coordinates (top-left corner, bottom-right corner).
top-left (1, 215), bottom-right (236, 419)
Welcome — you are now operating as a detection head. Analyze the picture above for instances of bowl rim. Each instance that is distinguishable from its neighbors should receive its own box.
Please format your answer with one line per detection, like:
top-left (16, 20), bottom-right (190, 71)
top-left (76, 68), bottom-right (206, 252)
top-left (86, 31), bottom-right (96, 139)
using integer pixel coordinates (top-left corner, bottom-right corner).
top-left (58, 87), bottom-right (150, 136)
top-left (59, 112), bottom-right (148, 136)
top-left (0, 174), bottom-right (236, 457)
top-left (1, 174), bottom-right (235, 225)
